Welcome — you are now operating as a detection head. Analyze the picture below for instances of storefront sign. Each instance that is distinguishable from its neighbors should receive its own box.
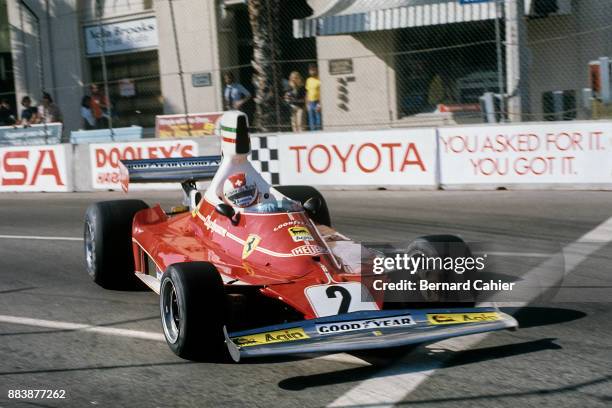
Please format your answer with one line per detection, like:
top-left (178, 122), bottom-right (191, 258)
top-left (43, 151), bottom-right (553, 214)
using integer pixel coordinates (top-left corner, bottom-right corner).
top-left (192, 72), bottom-right (212, 87)
top-left (277, 129), bottom-right (437, 186)
top-left (0, 144), bottom-right (70, 192)
top-left (329, 59), bottom-right (354, 75)
top-left (90, 140), bottom-right (198, 190)
top-left (0, 123), bottom-right (63, 145)
top-left (84, 17), bottom-right (158, 56)
top-left (156, 112), bottom-right (223, 138)
top-left (438, 122), bottom-right (612, 185)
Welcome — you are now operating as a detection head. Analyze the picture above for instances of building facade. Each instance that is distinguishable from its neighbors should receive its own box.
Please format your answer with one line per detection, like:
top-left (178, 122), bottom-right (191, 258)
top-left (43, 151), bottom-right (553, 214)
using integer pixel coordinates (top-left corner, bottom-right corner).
top-left (3, 0), bottom-right (611, 134)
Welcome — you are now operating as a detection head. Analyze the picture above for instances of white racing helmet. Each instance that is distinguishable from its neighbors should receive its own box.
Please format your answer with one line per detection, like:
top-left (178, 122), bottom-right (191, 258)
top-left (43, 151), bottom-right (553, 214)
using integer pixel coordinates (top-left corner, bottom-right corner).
top-left (223, 172), bottom-right (259, 208)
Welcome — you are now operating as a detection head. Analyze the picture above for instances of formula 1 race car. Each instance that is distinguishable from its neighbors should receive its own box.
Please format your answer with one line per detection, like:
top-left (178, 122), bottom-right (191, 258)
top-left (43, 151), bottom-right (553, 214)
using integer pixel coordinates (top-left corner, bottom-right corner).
top-left (84, 111), bottom-right (518, 362)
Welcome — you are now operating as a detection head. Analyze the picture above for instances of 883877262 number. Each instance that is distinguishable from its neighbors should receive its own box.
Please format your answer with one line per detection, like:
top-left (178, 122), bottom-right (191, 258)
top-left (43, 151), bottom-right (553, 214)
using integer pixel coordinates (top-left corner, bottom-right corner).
top-left (8, 389), bottom-right (66, 399)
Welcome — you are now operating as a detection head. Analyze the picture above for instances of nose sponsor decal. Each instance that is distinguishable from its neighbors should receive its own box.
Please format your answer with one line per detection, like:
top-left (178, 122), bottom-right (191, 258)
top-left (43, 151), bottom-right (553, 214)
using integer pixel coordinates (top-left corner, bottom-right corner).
top-left (427, 312), bottom-right (500, 325)
top-left (231, 328), bottom-right (309, 347)
top-left (291, 245), bottom-right (327, 256)
top-left (288, 226), bottom-right (314, 242)
top-left (316, 314), bottom-right (415, 335)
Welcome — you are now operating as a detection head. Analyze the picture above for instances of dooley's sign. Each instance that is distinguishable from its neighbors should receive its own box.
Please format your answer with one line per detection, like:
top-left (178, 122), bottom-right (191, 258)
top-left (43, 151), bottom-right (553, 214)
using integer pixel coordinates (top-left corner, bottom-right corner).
top-left (84, 17), bottom-right (158, 56)
top-left (0, 145), bottom-right (71, 192)
top-left (90, 140), bottom-right (198, 190)
top-left (438, 121), bottom-right (612, 186)
top-left (278, 129), bottom-right (437, 186)
top-left (156, 112), bottom-right (224, 138)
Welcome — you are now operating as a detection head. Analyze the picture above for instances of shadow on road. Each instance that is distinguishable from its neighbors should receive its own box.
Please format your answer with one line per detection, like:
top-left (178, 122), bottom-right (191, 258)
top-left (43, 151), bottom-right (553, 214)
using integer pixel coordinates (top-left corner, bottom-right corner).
top-left (277, 306), bottom-right (586, 390)
top-left (278, 338), bottom-right (561, 391)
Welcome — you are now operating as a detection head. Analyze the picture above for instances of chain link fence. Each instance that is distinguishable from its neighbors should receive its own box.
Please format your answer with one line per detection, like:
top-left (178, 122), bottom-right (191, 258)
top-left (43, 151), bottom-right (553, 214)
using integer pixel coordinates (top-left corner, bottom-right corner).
top-left (2, 0), bottom-right (612, 137)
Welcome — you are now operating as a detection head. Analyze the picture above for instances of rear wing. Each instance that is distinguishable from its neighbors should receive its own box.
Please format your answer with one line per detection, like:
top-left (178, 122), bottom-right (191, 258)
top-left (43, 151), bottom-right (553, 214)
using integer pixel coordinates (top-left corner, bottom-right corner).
top-left (119, 156), bottom-right (222, 192)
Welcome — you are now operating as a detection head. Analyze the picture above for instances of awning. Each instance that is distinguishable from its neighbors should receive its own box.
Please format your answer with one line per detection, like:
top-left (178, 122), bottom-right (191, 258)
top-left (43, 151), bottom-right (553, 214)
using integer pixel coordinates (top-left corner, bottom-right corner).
top-left (293, 0), bottom-right (500, 38)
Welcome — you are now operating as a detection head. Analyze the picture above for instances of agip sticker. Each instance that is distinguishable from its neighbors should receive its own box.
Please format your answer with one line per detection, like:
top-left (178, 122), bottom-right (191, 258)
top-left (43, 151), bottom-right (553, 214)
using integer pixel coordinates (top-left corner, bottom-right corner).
top-left (231, 328), bottom-right (309, 347)
top-left (427, 312), bottom-right (500, 325)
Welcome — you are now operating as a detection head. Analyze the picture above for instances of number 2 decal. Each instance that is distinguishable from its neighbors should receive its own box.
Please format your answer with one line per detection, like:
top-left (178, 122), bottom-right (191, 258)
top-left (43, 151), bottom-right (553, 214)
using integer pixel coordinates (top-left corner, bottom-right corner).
top-left (326, 285), bottom-right (352, 314)
top-left (305, 282), bottom-right (379, 317)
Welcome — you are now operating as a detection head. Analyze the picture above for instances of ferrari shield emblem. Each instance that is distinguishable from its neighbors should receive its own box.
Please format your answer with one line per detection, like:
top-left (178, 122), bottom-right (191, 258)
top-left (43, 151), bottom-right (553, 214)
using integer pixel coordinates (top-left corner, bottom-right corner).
top-left (242, 234), bottom-right (261, 259)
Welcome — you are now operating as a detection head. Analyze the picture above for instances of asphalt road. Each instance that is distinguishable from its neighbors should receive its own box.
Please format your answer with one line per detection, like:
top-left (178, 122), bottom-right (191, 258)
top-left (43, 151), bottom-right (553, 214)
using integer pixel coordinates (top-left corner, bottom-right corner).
top-left (1, 190), bottom-right (611, 408)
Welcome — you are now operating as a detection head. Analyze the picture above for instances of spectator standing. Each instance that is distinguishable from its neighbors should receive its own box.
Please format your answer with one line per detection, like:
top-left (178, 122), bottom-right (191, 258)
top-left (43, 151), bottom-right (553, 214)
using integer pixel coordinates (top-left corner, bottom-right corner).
top-left (80, 96), bottom-right (96, 130)
top-left (305, 64), bottom-right (322, 131)
top-left (0, 99), bottom-right (16, 126)
top-left (285, 71), bottom-right (306, 132)
top-left (90, 83), bottom-right (109, 128)
top-left (38, 92), bottom-right (63, 124)
top-left (19, 96), bottom-right (39, 126)
top-left (223, 72), bottom-right (252, 113)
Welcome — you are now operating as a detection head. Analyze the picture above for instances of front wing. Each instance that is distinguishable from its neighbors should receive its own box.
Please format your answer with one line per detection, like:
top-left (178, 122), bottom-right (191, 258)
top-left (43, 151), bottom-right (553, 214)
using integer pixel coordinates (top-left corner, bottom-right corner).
top-left (224, 307), bottom-right (518, 362)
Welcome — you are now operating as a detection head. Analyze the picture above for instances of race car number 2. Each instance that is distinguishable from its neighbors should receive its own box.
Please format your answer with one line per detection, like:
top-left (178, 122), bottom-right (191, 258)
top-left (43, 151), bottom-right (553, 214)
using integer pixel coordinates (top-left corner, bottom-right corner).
top-left (305, 282), bottom-right (379, 317)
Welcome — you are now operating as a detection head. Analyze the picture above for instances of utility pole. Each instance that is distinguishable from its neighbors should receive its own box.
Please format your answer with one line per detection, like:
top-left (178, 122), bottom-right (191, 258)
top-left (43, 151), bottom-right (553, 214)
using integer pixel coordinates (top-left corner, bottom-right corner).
top-left (96, 0), bottom-right (114, 138)
top-left (505, 0), bottom-right (529, 122)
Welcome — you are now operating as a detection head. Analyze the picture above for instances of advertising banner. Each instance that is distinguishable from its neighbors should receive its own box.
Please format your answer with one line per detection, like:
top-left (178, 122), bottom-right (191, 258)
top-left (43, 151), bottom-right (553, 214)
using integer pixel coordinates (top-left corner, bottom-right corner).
top-left (90, 140), bottom-right (198, 190)
top-left (277, 129), bottom-right (438, 186)
top-left (0, 123), bottom-right (63, 146)
top-left (438, 122), bottom-right (612, 186)
top-left (156, 113), bottom-right (223, 138)
top-left (0, 144), bottom-right (71, 192)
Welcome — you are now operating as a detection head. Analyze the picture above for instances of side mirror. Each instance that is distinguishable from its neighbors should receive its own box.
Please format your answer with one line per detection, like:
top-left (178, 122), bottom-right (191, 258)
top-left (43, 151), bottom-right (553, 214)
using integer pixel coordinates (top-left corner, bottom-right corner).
top-left (303, 197), bottom-right (321, 215)
top-left (215, 203), bottom-right (235, 218)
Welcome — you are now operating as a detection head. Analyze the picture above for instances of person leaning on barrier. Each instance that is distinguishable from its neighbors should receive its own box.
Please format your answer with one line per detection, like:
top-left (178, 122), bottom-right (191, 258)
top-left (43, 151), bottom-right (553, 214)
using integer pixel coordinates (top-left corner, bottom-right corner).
top-left (0, 99), bottom-right (17, 126)
top-left (19, 96), bottom-right (39, 126)
top-left (305, 64), bottom-right (322, 131)
top-left (80, 95), bottom-right (96, 130)
top-left (38, 93), bottom-right (63, 124)
top-left (285, 71), bottom-right (306, 132)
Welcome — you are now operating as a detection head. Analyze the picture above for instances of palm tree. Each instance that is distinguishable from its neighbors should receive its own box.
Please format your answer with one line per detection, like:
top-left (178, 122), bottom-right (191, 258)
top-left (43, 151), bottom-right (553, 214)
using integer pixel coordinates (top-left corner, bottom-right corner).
top-left (247, 0), bottom-right (282, 132)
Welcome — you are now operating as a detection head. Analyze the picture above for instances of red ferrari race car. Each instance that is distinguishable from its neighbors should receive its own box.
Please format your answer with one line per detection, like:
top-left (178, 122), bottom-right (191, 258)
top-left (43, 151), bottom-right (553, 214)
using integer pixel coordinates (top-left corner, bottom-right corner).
top-left (84, 111), bottom-right (518, 362)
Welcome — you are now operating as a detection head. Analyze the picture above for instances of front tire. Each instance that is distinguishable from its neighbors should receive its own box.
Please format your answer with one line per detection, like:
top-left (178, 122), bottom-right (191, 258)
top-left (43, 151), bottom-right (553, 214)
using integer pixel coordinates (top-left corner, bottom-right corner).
top-left (84, 200), bottom-right (148, 289)
top-left (160, 262), bottom-right (228, 361)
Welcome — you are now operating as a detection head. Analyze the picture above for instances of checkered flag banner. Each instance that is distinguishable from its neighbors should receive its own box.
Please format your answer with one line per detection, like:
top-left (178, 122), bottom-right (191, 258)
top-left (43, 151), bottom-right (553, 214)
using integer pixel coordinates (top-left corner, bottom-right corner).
top-left (250, 135), bottom-right (280, 185)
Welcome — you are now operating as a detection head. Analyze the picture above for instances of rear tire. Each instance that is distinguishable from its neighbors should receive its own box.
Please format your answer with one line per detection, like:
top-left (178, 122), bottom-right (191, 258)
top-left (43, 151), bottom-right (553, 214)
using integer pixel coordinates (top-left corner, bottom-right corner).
top-left (275, 185), bottom-right (331, 226)
top-left (160, 262), bottom-right (228, 361)
top-left (84, 200), bottom-right (148, 289)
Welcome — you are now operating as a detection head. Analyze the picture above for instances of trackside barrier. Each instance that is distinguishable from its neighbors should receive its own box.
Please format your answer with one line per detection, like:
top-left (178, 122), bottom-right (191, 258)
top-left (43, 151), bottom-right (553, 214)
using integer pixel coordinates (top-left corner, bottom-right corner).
top-left (1, 120), bottom-right (611, 192)
top-left (0, 144), bottom-right (72, 192)
top-left (438, 120), bottom-right (612, 190)
top-left (69, 126), bottom-right (144, 144)
top-left (274, 129), bottom-right (438, 188)
top-left (0, 123), bottom-right (63, 146)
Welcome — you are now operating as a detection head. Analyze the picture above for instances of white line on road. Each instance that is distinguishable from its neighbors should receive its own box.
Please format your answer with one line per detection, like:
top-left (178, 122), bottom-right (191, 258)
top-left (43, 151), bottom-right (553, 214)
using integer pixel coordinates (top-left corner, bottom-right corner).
top-left (0, 315), bottom-right (164, 341)
top-left (327, 216), bottom-right (612, 408)
top-left (0, 315), bottom-right (370, 367)
top-left (0, 235), bottom-right (83, 241)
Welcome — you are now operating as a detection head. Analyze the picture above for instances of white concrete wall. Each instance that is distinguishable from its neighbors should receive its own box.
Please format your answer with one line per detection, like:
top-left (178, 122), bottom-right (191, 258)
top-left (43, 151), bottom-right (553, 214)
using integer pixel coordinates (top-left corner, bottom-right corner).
top-left (315, 32), bottom-right (397, 131)
top-left (155, 0), bottom-right (223, 116)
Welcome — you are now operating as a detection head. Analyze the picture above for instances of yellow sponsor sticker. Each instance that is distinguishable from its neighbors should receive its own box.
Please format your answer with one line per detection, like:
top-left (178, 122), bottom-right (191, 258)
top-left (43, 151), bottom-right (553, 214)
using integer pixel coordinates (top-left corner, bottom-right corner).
top-left (242, 234), bottom-right (261, 259)
top-left (231, 328), bottom-right (309, 347)
top-left (427, 312), bottom-right (500, 325)
top-left (288, 226), bottom-right (314, 242)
